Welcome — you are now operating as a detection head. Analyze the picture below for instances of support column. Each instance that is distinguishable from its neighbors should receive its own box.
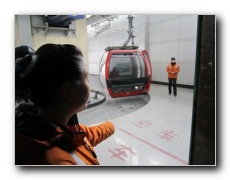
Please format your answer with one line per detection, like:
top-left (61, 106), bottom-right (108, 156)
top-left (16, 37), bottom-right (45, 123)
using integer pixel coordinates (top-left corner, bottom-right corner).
top-left (189, 15), bottom-right (216, 165)
top-left (16, 15), bottom-right (33, 48)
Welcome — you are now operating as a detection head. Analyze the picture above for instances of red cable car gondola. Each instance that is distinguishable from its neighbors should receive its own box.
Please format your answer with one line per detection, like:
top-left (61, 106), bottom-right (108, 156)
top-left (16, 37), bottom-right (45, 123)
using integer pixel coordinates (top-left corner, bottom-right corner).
top-left (99, 45), bottom-right (152, 98)
top-left (99, 15), bottom-right (152, 98)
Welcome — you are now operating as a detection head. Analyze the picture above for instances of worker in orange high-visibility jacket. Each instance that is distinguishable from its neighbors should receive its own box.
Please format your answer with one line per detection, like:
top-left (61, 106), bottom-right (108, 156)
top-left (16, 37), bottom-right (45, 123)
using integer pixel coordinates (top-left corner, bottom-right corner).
top-left (166, 57), bottom-right (180, 96)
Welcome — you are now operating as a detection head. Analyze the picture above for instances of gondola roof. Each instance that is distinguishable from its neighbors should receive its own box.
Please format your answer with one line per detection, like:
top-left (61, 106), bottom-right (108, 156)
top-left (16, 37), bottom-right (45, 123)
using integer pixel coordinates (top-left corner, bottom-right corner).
top-left (105, 45), bottom-right (139, 52)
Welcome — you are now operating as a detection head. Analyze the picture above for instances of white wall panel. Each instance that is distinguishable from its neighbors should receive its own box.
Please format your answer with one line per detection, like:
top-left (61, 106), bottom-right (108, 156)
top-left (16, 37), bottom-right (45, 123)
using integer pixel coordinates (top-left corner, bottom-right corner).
top-left (151, 64), bottom-right (161, 81)
top-left (133, 15), bottom-right (145, 27)
top-left (111, 15), bottom-right (127, 28)
top-left (149, 24), bottom-right (161, 43)
top-left (149, 15), bottom-right (161, 24)
top-left (160, 42), bottom-right (179, 63)
top-left (87, 27), bottom-right (95, 39)
top-left (89, 50), bottom-right (100, 63)
top-left (179, 40), bottom-right (197, 63)
top-left (137, 43), bottom-right (145, 50)
top-left (161, 15), bottom-right (180, 21)
top-left (161, 19), bottom-right (180, 42)
top-left (89, 63), bottom-right (100, 75)
top-left (179, 15), bottom-right (198, 39)
top-left (149, 44), bottom-right (161, 63)
top-left (159, 63), bottom-right (170, 82)
top-left (135, 31), bottom-right (145, 45)
top-left (177, 64), bottom-right (195, 85)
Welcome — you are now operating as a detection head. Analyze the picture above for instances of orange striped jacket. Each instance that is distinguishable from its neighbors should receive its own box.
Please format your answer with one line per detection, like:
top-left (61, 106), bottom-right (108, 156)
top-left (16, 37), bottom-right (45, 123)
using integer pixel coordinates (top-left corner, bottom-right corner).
top-left (166, 63), bottom-right (180, 79)
top-left (15, 121), bottom-right (115, 165)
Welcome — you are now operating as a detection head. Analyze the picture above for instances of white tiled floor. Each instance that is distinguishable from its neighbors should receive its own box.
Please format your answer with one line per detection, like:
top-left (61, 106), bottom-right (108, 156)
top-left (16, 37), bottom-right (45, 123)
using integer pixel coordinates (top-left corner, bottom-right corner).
top-left (79, 76), bottom-right (194, 166)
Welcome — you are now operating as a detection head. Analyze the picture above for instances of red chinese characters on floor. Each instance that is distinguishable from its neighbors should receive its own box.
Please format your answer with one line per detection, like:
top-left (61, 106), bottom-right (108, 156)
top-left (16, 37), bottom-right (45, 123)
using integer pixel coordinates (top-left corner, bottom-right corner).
top-left (157, 130), bottom-right (180, 141)
top-left (108, 145), bottom-right (136, 161)
top-left (131, 120), bottom-right (152, 128)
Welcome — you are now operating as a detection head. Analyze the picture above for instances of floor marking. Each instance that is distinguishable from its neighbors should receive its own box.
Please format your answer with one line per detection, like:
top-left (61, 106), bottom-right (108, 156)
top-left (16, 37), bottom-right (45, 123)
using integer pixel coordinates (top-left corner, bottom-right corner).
top-left (109, 145), bottom-right (136, 161)
top-left (157, 129), bottom-right (180, 141)
top-left (116, 127), bottom-right (188, 165)
top-left (131, 120), bottom-right (152, 128)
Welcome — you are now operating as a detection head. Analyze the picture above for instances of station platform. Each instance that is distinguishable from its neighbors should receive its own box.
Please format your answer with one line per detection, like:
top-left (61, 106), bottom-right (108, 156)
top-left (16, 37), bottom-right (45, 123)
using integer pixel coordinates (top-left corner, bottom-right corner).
top-left (78, 75), bottom-right (194, 166)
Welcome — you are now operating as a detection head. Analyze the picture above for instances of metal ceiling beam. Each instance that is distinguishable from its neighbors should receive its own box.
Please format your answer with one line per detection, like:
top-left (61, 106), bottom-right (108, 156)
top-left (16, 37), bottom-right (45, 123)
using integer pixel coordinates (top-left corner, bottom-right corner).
top-left (87, 15), bottom-right (115, 26)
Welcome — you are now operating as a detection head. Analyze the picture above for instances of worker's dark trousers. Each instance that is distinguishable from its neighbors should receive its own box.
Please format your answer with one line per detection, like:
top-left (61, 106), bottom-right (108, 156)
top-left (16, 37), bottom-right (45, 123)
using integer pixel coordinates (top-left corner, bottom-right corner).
top-left (168, 78), bottom-right (177, 95)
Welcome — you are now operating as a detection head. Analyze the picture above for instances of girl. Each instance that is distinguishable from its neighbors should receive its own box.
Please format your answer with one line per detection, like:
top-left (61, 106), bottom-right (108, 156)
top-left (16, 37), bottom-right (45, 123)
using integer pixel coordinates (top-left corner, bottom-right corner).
top-left (15, 44), bottom-right (115, 165)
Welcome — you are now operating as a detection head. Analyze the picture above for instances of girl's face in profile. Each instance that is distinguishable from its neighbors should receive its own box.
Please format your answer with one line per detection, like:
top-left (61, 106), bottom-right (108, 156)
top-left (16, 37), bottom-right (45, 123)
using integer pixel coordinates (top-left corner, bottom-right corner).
top-left (78, 65), bottom-right (90, 111)
top-left (69, 60), bottom-right (90, 113)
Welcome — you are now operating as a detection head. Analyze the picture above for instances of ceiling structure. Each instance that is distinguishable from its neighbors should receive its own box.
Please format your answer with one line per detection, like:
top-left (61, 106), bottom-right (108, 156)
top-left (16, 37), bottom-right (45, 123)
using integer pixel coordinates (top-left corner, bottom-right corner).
top-left (86, 15), bottom-right (119, 37)
top-left (86, 15), bottom-right (118, 26)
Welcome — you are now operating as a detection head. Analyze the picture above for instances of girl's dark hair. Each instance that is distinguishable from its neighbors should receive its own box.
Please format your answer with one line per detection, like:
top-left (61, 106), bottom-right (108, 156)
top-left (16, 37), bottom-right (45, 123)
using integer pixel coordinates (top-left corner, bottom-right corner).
top-left (15, 45), bottom-right (35, 104)
top-left (15, 44), bottom-right (84, 107)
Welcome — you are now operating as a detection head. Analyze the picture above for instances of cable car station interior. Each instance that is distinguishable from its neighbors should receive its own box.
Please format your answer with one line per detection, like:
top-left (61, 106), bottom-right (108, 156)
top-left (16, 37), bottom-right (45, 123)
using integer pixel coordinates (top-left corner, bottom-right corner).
top-left (15, 15), bottom-right (215, 166)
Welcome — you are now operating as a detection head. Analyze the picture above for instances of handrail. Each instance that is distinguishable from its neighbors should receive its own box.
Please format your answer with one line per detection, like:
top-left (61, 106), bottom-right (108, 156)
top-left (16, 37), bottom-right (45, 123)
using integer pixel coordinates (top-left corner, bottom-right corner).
top-left (87, 89), bottom-right (106, 109)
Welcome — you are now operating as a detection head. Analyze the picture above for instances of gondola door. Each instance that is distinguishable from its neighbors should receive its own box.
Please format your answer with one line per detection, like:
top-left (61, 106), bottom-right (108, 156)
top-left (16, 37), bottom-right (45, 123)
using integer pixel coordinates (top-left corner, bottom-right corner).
top-left (106, 49), bottom-right (149, 98)
top-left (141, 50), bottom-right (152, 93)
